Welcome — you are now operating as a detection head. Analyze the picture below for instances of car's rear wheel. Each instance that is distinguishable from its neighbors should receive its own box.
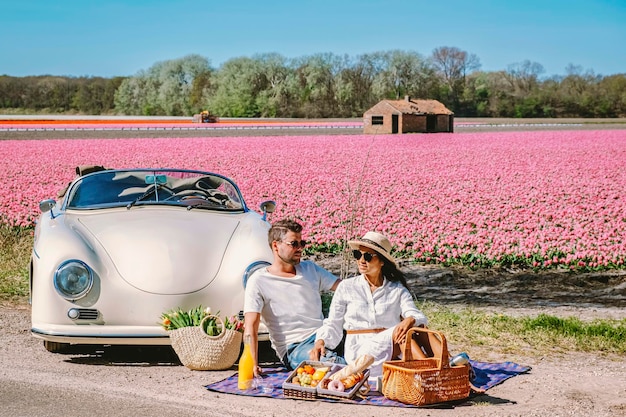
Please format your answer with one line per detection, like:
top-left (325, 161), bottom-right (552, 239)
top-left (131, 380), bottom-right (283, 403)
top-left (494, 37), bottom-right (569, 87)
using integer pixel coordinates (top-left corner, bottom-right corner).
top-left (44, 341), bottom-right (70, 353)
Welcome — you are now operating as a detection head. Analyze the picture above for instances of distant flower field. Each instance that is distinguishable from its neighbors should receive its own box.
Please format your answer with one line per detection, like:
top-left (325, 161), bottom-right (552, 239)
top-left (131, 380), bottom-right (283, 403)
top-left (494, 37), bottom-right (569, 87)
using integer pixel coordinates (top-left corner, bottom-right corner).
top-left (1, 129), bottom-right (625, 271)
top-left (0, 119), bottom-right (361, 130)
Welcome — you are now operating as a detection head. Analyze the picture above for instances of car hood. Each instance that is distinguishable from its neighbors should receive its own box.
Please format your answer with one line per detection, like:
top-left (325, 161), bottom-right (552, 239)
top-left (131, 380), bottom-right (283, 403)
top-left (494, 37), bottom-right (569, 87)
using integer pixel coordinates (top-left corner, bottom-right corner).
top-left (76, 209), bottom-right (239, 295)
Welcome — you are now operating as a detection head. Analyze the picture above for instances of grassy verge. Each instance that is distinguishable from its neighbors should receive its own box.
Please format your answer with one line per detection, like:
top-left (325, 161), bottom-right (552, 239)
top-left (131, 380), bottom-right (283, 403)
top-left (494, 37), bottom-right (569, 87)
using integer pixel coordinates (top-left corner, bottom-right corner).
top-left (419, 301), bottom-right (625, 357)
top-left (0, 225), bottom-right (32, 303)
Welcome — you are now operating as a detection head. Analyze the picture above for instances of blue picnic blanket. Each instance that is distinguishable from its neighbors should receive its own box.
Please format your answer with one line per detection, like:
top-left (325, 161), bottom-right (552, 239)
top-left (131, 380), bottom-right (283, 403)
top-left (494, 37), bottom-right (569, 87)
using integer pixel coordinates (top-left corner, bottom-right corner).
top-left (204, 360), bottom-right (531, 408)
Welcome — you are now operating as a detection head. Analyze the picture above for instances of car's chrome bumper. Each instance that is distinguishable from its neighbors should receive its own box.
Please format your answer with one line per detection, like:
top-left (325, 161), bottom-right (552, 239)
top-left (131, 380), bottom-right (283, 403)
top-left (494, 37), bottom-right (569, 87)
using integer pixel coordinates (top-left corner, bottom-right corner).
top-left (32, 327), bottom-right (171, 345)
top-left (32, 326), bottom-right (270, 345)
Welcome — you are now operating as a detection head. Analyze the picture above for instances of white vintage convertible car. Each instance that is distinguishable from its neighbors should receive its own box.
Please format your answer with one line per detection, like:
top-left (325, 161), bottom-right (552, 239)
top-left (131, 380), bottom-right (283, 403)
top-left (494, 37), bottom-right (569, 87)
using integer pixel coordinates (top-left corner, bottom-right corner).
top-left (30, 166), bottom-right (275, 352)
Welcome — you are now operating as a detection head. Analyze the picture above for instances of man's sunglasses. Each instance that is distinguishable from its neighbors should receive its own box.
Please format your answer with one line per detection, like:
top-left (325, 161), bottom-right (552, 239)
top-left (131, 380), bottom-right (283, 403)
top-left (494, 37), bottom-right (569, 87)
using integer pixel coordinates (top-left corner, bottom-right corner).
top-left (281, 240), bottom-right (308, 249)
top-left (352, 250), bottom-right (377, 262)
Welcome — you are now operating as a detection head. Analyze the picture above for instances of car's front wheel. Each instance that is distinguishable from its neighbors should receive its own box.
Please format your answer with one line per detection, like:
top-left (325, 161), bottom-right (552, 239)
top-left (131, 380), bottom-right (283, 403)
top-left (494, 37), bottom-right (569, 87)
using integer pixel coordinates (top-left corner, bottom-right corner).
top-left (43, 341), bottom-right (70, 353)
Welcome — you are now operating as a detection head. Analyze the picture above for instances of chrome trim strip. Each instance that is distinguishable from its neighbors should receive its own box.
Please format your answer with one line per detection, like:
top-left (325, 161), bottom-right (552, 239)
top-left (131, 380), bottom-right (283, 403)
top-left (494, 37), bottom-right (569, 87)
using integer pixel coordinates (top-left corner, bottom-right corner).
top-left (31, 328), bottom-right (168, 339)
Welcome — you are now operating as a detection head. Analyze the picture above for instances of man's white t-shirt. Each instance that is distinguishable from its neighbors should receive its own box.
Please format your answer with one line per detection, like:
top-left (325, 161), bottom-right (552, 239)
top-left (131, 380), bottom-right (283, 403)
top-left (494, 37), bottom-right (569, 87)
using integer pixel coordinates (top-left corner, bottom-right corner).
top-left (244, 261), bottom-right (338, 359)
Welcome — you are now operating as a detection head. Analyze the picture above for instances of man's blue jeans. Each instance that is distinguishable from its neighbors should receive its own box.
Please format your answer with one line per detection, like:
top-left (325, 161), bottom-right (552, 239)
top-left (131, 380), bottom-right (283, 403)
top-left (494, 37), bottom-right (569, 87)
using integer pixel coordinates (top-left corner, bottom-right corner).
top-left (282, 333), bottom-right (346, 370)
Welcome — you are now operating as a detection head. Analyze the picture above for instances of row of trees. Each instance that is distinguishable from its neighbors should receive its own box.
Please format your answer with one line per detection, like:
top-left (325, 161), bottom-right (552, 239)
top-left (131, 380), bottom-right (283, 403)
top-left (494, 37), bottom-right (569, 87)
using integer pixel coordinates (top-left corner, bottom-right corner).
top-left (2, 48), bottom-right (625, 118)
top-left (0, 75), bottom-right (124, 114)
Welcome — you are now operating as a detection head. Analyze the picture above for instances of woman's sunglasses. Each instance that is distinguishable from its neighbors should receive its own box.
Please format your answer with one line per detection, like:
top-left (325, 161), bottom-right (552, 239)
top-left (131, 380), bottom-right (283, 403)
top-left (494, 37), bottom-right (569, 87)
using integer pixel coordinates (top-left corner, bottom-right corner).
top-left (352, 250), bottom-right (377, 262)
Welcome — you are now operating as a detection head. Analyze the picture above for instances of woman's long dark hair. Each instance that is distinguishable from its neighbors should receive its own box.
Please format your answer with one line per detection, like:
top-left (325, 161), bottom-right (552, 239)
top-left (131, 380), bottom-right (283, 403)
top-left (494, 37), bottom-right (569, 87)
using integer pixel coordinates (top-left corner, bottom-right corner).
top-left (379, 255), bottom-right (410, 290)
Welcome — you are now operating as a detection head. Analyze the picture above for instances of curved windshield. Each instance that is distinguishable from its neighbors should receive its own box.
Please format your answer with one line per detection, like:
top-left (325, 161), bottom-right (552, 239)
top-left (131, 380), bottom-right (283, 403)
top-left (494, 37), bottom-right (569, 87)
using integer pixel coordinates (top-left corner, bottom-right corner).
top-left (66, 169), bottom-right (245, 211)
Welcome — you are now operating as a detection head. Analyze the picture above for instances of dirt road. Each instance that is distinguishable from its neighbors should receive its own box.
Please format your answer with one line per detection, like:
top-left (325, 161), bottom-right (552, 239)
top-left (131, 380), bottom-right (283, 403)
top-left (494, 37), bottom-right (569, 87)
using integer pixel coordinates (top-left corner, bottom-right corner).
top-left (2, 274), bottom-right (625, 417)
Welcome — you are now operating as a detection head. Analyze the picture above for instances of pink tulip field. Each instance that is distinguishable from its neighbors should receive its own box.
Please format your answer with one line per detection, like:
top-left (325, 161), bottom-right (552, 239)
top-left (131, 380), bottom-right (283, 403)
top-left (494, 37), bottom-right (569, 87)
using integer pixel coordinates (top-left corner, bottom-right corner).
top-left (1, 129), bottom-right (625, 271)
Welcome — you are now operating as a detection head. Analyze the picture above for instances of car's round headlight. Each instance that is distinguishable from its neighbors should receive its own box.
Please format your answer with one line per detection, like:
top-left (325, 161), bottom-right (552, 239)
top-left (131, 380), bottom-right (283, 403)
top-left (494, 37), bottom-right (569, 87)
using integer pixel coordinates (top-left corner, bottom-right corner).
top-left (242, 261), bottom-right (271, 288)
top-left (54, 260), bottom-right (93, 301)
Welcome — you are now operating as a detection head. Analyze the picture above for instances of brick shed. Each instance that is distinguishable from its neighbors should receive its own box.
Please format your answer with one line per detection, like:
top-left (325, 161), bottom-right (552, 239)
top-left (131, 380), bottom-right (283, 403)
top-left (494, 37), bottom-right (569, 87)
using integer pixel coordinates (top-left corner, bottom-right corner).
top-left (363, 96), bottom-right (454, 134)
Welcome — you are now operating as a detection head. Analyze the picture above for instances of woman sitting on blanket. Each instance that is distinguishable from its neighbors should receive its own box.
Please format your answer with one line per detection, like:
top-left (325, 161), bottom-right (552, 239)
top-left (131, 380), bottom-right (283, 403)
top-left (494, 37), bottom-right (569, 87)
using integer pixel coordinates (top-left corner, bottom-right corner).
top-left (309, 231), bottom-right (439, 377)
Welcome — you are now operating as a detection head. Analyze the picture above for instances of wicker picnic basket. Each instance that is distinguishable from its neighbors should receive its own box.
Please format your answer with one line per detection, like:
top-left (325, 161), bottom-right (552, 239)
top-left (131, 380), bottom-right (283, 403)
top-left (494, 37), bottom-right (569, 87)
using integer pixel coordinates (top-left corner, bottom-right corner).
top-left (169, 315), bottom-right (242, 371)
top-left (381, 327), bottom-right (470, 406)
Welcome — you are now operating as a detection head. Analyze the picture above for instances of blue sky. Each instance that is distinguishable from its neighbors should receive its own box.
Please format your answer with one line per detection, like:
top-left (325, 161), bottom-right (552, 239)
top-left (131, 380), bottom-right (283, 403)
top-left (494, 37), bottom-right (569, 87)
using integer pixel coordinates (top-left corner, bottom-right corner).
top-left (1, 0), bottom-right (624, 78)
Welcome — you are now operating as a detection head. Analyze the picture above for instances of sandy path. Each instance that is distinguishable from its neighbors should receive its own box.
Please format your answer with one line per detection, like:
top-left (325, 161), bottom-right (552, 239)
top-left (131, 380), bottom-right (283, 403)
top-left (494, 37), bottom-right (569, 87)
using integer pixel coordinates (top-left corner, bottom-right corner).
top-left (1, 305), bottom-right (624, 417)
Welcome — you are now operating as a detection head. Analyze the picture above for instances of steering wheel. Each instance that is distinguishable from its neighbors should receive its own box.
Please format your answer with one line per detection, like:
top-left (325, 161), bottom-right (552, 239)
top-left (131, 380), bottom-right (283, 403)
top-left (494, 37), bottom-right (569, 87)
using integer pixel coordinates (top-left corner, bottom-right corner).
top-left (194, 180), bottom-right (231, 205)
top-left (163, 189), bottom-right (208, 202)
top-left (180, 194), bottom-right (208, 202)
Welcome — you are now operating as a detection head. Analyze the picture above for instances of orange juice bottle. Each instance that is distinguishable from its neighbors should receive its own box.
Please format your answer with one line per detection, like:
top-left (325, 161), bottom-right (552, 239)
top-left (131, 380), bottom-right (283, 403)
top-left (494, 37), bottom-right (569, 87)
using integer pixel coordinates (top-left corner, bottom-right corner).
top-left (238, 334), bottom-right (254, 390)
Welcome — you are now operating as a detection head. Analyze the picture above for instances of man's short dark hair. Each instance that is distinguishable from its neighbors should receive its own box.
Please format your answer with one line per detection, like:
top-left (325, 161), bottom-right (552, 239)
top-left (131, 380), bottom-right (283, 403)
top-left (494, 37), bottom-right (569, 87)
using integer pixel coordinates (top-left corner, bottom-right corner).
top-left (268, 219), bottom-right (303, 247)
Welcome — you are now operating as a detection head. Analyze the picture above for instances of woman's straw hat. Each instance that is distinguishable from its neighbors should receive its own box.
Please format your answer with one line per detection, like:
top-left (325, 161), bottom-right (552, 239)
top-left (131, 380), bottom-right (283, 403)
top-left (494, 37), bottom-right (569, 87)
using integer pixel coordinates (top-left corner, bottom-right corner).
top-left (348, 231), bottom-right (395, 265)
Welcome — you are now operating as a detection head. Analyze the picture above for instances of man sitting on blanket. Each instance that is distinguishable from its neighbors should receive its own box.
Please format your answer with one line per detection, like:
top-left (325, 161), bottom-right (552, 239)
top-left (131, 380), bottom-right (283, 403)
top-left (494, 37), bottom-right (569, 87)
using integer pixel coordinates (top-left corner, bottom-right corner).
top-left (244, 218), bottom-right (345, 376)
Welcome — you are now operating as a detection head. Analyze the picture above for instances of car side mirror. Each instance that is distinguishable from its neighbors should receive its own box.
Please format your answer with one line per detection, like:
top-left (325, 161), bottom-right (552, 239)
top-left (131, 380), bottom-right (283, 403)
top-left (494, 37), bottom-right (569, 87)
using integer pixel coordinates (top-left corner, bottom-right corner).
top-left (39, 199), bottom-right (57, 218)
top-left (39, 199), bottom-right (56, 213)
top-left (259, 200), bottom-right (276, 221)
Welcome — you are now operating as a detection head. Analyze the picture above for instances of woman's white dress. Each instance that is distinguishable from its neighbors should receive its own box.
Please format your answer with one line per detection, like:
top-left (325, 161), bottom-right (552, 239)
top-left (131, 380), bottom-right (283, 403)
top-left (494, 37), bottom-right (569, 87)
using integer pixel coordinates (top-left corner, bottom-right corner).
top-left (315, 274), bottom-right (428, 377)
